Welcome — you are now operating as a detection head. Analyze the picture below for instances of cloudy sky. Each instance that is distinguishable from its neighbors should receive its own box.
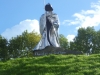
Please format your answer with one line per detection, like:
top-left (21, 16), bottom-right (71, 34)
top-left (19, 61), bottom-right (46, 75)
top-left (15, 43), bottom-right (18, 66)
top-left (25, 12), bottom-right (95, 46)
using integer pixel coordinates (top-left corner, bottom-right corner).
top-left (0, 0), bottom-right (100, 41)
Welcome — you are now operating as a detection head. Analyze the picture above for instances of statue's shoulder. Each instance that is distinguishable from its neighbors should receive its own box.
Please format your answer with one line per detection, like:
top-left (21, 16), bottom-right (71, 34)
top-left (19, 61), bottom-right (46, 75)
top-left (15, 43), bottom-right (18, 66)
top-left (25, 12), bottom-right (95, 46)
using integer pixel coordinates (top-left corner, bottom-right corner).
top-left (52, 13), bottom-right (57, 15)
top-left (52, 13), bottom-right (58, 17)
top-left (40, 14), bottom-right (46, 19)
top-left (40, 14), bottom-right (45, 17)
top-left (53, 13), bottom-right (57, 15)
top-left (41, 14), bottom-right (45, 16)
top-left (40, 14), bottom-right (45, 20)
top-left (52, 13), bottom-right (59, 18)
top-left (53, 12), bottom-right (58, 15)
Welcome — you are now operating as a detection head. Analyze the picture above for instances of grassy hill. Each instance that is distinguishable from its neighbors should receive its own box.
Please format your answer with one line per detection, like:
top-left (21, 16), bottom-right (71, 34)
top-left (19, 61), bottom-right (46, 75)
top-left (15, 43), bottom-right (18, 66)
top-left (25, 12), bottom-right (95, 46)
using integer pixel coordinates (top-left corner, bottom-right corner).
top-left (0, 54), bottom-right (100, 75)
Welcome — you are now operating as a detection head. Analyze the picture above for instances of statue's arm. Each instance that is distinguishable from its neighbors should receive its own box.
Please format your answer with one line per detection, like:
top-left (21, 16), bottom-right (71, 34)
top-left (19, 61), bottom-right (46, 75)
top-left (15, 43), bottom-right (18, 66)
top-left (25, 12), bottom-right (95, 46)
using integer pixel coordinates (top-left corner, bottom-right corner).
top-left (39, 14), bottom-right (46, 35)
top-left (47, 13), bottom-right (60, 28)
top-left (53, 14), bottom-right (60, 28)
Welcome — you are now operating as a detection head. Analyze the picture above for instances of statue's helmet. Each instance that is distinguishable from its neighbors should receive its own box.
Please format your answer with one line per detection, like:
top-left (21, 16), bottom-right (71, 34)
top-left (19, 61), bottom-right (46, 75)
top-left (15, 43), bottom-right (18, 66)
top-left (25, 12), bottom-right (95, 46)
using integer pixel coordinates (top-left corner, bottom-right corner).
top-left (45, 3), bottom-right (53, 11)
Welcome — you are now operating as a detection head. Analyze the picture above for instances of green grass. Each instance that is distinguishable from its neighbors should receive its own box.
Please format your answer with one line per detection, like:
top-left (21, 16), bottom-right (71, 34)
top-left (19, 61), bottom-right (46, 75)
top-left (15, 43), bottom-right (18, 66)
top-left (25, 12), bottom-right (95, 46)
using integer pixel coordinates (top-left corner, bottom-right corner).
top-left (0, 54), bottom-right (100, 75)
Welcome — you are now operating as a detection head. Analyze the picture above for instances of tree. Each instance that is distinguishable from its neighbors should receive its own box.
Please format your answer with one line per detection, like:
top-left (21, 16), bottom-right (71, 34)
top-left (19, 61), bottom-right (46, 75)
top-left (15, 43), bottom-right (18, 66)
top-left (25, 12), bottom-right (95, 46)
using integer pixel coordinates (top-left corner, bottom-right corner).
top-left (0, 35), bottom-right (9, 61)
top-left (8, 30), bottom-right (40, 58)
top-left (59, 34), bottom-right (69, 50)
top-left (92, 30), bottom-right (100, 53)
top-left (73, 27), bottom-right (96, 53)
top-left (8, 36), bottom-right (22, 58)
top-left (21, 30), bottom-right (41, 57)
top-left (69, 41), bottom-right (76, 50)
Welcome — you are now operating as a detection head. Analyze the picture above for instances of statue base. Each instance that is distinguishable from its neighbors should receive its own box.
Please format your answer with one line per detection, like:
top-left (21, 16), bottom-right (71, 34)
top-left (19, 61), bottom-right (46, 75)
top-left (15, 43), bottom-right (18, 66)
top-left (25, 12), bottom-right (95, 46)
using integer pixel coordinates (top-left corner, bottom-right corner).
top-left (33, 46), bottom-right (83, 56)
top-left (33, 46), bottom-right (65, 56)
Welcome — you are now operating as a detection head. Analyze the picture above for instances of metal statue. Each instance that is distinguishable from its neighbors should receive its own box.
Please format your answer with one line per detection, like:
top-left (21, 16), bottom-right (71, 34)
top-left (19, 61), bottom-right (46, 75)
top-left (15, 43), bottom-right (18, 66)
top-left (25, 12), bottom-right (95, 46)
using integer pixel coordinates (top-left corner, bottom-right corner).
top-left (34, 3), bottom-right (60, 50)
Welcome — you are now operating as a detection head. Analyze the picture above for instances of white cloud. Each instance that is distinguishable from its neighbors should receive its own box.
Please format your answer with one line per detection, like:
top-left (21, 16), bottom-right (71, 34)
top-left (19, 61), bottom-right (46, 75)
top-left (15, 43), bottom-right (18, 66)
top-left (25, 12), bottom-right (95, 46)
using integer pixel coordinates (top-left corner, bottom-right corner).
top-left (67, 35), bottom-right (75, 42)
top-left (1, 19), bottom-right (39, 40)
top-left (63, 0), bottom-right (100, 29)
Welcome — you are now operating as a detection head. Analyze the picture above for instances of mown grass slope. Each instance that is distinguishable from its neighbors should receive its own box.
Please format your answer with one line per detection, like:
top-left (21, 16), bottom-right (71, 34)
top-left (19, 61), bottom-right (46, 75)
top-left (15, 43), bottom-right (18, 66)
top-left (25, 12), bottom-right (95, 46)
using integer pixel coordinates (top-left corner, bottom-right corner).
top-left (0, 54), bottom-right (100, 75)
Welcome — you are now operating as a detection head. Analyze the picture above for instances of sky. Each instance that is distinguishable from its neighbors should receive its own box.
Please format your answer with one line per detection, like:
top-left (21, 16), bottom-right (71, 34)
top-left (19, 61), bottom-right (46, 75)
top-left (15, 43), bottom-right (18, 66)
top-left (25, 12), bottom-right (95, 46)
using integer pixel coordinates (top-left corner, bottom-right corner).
top-left (0, 0), bottom-right (100, 41)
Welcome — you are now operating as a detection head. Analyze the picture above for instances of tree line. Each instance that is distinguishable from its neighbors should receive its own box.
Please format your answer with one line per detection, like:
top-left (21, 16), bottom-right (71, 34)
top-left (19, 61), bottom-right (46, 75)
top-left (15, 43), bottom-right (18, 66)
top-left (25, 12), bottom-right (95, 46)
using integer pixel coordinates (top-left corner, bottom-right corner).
top-left (0, 27), bottom-right (100, 61)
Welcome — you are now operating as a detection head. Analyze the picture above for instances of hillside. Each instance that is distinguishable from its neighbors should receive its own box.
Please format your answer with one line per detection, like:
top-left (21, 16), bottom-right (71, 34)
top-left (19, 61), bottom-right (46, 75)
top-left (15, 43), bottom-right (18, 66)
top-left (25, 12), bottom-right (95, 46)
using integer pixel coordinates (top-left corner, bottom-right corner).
top-left (0, 54), bottom-right (100, 75)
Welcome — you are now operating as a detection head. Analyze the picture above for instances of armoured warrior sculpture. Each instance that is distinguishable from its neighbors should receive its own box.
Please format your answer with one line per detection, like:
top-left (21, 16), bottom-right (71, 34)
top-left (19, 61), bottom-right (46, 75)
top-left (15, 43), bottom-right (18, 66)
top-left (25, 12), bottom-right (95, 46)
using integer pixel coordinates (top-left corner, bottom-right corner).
top-left (34, 3), bottom-right (60, 50)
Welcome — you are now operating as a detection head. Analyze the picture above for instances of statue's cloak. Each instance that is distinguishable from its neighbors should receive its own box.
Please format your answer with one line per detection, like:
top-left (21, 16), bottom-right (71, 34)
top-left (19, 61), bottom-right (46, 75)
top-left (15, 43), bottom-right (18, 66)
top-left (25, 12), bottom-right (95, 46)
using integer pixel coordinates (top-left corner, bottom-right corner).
top-left (34, 12), bottom-right (60, 50)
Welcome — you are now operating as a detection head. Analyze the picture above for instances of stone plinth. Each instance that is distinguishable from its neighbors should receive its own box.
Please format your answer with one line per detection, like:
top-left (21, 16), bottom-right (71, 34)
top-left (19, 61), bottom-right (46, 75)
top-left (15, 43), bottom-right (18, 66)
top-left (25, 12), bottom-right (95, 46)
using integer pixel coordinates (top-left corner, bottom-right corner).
top-left (33, 46), bottom-right (65, 56)
top-left (33, 46), bottom-right (83, 56)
